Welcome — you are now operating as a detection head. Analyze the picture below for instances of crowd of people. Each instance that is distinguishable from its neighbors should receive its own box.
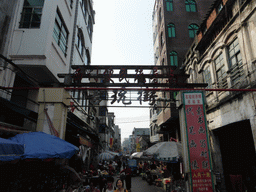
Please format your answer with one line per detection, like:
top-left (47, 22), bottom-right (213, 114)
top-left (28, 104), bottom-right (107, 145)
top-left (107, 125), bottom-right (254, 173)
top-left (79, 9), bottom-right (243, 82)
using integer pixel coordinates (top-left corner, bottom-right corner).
top-left (69, 156), bottom-right (183, 192)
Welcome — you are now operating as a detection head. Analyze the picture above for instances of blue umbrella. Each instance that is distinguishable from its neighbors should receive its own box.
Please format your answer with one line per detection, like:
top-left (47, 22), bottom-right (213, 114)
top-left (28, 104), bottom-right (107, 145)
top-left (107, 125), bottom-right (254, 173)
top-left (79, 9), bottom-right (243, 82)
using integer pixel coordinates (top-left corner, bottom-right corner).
top-left (10, 132), bottom-right (79, 160)
top-left (0, 137), bottom-right (24, 161)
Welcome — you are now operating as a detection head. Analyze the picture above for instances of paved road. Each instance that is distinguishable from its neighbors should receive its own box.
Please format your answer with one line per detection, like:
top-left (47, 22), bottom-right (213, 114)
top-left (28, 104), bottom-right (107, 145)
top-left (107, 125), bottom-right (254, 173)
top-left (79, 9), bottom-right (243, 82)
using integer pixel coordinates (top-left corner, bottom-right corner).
top-left (114, 175), bottom-right (166, 192)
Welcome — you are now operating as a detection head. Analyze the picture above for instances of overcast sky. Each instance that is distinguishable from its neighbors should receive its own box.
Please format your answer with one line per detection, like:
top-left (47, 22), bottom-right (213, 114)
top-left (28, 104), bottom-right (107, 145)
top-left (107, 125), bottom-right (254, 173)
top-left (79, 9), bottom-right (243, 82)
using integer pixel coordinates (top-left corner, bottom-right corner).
top-left (91, 0), bottom-right (155, 142)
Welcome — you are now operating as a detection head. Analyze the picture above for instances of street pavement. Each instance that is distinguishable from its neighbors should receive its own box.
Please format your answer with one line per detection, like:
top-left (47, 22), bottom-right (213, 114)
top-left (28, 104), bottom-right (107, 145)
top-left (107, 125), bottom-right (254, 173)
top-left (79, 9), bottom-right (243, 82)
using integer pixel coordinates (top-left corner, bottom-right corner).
top-left (114, 175), bottom-right (166, 192)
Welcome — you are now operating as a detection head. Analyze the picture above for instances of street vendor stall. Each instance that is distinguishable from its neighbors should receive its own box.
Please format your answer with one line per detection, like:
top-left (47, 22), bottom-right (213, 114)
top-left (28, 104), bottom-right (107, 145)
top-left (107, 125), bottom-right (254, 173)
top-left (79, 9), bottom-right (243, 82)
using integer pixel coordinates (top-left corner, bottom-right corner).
top-left (0, 132), bottom-right (80, 192)
top-left (143, 142), bottom-right (185, 191)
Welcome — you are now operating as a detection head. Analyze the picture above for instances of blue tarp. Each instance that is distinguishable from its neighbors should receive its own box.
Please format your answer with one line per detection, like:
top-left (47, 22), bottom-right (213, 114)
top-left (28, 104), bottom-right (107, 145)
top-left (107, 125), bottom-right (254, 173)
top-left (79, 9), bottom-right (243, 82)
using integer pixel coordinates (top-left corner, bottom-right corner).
top-left (9, 132), bottom-right (79, 160)
top-left (0, 138), bottom-right (25, 161)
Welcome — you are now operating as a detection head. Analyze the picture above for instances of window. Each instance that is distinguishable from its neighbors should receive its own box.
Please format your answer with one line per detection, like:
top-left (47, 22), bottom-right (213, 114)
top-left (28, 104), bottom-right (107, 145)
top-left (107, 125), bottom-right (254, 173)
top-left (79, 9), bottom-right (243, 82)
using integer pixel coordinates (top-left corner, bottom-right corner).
top-left (88, 16), bottom-right (93, 39)
top-left (228, 38), bottom-right (244, 85)
top-left (53, 10), bottom-right (69, 56)
top-left (215, 53), bottom-right (227, 88)
top-left (159, 8), bottom-right (162, 23)
top-left (69, 0), bottom-right (73, 8)
top-left (203, 66), bottom-right (212, 89)
top-left (188, 24), bottom-right (199, 38)
top-left (217, 2), bottom-right (223, 14)
top-left (166, 0), bottom-right (173, 11)
top-left (168, 23), bottom-right (175, 38)
top-left (80, 0), bottom-right (87, 17)
top-left (170, 51), bottom-right (178, 66)
top-left (160, 32), bottom-right (164, 47)
top-left (77, 30), bottom-right (84, 57)
top-left (19, 0), bottom-right (45, 28)
top-left (185, 0), bottom-right (197, 12)
top-left (99, 107), bottom-right (106, 116)
top-left (77, 29), bottom-right (88, 63)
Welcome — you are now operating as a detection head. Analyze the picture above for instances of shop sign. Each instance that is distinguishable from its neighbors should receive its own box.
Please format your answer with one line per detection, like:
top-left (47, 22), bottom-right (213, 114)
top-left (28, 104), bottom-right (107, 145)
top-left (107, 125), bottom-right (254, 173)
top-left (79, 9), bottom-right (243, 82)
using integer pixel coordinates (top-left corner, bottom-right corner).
top-left (183, 92), bottom-right (214, 192)
top-left (79, 136), bottom-right (93, 147)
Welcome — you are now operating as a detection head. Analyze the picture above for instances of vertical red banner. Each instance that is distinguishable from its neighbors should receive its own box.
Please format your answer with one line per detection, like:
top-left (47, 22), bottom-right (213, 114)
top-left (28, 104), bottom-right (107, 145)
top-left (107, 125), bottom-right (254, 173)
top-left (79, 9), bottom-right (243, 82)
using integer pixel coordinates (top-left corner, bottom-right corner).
top-left (110, 138), bottom-right (113, 148)
top-left (183, 92), bottom-right (214, 192)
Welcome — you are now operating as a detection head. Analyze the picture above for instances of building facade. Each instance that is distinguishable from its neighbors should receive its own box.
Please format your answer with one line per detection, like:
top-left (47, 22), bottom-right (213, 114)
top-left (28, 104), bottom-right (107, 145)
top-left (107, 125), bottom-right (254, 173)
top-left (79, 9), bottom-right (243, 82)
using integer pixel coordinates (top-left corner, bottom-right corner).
top-left (150, 0), bottom-right (214, 143)
top-left (0, 0), bottom-right (104, 167)
top-left (183, 0), bottom-right (256, 191)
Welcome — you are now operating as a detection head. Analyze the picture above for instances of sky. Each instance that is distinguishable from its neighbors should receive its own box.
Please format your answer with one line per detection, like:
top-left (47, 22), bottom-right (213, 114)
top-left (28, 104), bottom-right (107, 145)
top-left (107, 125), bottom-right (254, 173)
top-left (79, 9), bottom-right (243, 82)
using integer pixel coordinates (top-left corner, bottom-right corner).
top-left (91, 0), bottom-right (155, 142)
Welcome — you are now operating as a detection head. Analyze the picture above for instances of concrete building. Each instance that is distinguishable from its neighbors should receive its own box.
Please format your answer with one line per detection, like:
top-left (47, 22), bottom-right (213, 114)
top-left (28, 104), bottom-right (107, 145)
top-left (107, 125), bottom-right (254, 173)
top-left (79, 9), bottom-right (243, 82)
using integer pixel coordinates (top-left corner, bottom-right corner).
top-left (113, 125), bottom-right (121, 152)
top-left (131, 127), bottom-right (150, 152)
top-left (150, 0), bottom-right (214, 143)
top-left (183, 0), bottom-right (256, 191)
top-left (0, 0), bottom-right (103, 167)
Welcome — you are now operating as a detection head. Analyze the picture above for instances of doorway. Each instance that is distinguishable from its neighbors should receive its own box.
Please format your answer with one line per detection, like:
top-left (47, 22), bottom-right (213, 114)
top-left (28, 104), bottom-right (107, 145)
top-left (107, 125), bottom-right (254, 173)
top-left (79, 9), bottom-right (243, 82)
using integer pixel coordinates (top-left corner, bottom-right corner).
top-left (213, 120), bottom-right (256, 191)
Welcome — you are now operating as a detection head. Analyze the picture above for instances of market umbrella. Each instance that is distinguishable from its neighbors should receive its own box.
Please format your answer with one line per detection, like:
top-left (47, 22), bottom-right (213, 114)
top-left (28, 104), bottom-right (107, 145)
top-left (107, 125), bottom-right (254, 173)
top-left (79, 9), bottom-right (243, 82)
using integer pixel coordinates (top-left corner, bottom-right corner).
top-left (143, 141), bottom-right (182, 162)
top-left (9, 132), bottom-right (79, 160)
top-left (106, 150), bottom-right (121, 156)
top-left (130, 152), bottom-right (149, 159)
top-left (0, 137), bottom-right (25, 161)
top-left (98, 151), bottom-right (115, 161)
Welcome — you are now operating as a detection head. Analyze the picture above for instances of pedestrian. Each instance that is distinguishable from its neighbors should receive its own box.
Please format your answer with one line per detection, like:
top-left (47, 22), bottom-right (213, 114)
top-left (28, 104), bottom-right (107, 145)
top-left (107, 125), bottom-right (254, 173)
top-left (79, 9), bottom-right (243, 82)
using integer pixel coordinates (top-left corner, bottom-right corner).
top-left (85, 180), bottom-right (100, 192)
top-left (114, 179), bottom-right (128, 192)
top-left (103, 176), bottom-right (115, 192)
top-left (138, 161), bottom-right (143, 174)
top-left (116, 159), bottom-right (122, 173)
top-left (120, 165), bottom-right (132, 191)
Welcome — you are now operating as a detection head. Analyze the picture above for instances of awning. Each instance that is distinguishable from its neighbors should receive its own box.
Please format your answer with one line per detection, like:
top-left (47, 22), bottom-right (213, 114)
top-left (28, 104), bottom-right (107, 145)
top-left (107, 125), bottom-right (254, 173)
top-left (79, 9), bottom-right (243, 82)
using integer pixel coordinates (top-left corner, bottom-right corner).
top-left (143, 141), bottom-right (182, 162)
top-left (0, 137), bottom-right (25, 161)
top-left (67, 112), bottom-right (99, 142)
top-left (9, 132), bottom-right (79, 159)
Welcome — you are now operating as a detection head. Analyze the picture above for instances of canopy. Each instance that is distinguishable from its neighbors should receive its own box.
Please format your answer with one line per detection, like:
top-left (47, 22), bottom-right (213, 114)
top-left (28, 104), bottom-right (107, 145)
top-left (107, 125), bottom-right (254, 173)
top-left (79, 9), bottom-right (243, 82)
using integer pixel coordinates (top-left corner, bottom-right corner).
top-left (130, 152), bottom-right (143, 159)
top-left (9, 132), bottom-right (79, 160)
top-left (0, 137), bottom-right (25, 161)
top-left (97, 151), bottom-right (115, 161)
top-left (143, 142), bottom-right (182, 162)
top-left (130, 152), bottom-right (151, 160)
top-left (106, 150), bottom-right (121, 156)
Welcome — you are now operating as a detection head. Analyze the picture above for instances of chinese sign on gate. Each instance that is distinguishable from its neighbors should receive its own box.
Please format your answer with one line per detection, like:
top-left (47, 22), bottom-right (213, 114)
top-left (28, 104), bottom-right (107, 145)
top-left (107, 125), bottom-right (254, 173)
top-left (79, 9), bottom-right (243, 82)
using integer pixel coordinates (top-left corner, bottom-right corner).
top-left (183, 92), bottom-right (214, 192)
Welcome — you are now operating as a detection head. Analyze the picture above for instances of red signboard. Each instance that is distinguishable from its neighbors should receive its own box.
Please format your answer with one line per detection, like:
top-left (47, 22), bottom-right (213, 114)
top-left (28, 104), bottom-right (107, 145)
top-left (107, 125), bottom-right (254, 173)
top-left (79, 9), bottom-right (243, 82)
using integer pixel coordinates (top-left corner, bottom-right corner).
top-left (183, 92), bottom-right (214, 192)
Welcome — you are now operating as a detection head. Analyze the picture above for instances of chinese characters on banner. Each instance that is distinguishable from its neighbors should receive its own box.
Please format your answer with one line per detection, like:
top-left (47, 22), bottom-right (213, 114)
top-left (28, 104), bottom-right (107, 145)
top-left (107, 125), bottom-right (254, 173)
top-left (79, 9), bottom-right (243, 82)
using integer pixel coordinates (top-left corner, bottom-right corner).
top-left (183, 92), bottom-right (214, 192)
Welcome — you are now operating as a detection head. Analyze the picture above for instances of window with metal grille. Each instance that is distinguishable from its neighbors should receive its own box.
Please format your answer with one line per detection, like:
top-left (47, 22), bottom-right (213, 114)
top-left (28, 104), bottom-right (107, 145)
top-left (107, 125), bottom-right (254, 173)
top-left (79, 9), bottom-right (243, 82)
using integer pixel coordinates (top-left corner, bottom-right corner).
top-left (185, 0), bottom-right (197, 12)
top-left (166, 0), bottom-right (173, 11)
top-left (215, 53), bottom-right (227, 88)
top-left (188, 24), bottom-right (199, 38)
top-left (228, 38), bottom-right (244, 86)
top-left (19, 0), bottom-right (45, 28)
top-left (203, 66), bottom-right (212, 89)
top-left (53, 10), bottom-right (69, 56)
top-left (170, 51), bottom-right (178, 66)
top-left (168, 23), bottom-right (176, 38)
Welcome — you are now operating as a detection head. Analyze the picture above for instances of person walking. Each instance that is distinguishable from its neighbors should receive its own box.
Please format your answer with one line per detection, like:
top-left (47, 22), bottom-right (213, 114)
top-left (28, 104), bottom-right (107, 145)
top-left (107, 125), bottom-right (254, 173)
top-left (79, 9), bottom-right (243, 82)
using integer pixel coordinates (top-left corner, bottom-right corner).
top-left (103, 176), bottom-right (115, 192)
top-left (85, 180), bottom-right (100, 192)
top-left (120, 165), bottom-right (132, 191)
top-left (114, 179), bottom-right (128, 192)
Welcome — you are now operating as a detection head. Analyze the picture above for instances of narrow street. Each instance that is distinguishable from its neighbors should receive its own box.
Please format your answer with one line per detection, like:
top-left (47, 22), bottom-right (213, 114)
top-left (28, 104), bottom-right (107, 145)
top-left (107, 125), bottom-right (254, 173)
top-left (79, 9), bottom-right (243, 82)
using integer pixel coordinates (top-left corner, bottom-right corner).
top-left (115, 176), bottom-right (166, 192)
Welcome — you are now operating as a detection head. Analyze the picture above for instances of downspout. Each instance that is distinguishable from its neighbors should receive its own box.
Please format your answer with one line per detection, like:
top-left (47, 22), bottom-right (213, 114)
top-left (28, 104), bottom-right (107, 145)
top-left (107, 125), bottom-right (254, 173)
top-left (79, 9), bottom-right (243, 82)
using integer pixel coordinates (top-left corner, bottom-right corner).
top-left (69, 0), bottom-right (79, 73)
